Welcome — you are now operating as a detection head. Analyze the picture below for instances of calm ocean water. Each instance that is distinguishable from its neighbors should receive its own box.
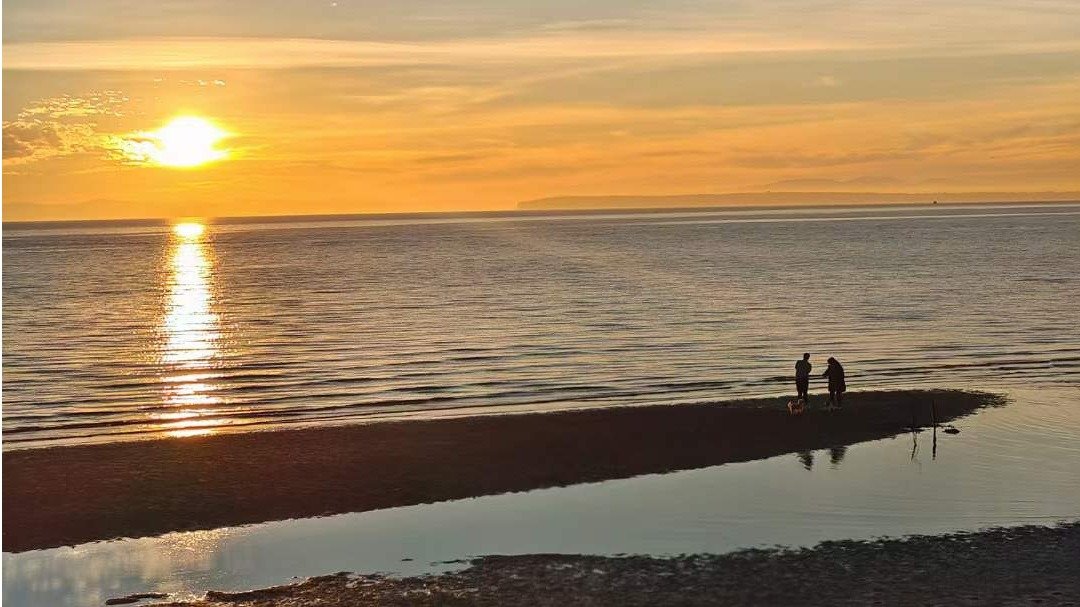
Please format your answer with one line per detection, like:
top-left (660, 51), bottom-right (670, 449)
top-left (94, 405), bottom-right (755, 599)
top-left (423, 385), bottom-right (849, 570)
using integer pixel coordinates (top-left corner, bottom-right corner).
top-left (3, 204), bottom-right (1079, 449)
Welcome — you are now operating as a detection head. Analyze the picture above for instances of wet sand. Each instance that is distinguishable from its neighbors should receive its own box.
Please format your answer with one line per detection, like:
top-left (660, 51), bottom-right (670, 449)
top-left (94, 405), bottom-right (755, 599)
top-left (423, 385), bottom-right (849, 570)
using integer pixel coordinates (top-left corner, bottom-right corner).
top-left (163, 523), bottom-right (1080, 606)
top-left (4, 389), bottom-right (999, 552)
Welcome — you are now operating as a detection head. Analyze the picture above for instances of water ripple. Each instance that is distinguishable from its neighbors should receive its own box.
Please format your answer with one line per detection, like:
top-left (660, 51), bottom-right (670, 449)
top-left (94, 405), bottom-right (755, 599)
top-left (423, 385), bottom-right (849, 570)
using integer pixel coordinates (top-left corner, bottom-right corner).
top-left (4, 206), bottom-right (1079, 448)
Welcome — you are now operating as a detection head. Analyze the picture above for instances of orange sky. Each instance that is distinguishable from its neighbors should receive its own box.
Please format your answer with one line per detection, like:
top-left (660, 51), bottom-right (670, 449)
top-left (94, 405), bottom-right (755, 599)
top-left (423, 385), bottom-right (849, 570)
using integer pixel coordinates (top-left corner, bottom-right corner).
top-left (4, 1), bottom-right (1080, 220)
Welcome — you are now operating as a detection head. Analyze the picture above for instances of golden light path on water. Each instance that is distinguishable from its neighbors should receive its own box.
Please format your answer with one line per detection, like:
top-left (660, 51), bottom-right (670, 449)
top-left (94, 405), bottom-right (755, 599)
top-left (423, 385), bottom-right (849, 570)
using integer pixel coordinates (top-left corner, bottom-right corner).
top-left (157, 222), bottom-right (225, 438)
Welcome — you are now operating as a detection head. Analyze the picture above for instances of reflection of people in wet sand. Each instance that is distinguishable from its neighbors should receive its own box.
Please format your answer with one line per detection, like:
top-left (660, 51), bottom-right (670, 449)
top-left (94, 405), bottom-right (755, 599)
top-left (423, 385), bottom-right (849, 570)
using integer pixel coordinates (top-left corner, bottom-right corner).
top-left (794, 353), bottom-right (812, 403)
top-left (822, 357), bottom-right (847, 410)
top-left (796, 450), bottom-right (815, 471)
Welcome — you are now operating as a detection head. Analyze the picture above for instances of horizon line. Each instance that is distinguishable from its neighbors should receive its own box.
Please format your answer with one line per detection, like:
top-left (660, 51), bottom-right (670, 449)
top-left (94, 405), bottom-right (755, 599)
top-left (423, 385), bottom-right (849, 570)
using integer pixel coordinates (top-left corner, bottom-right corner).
top-left (5, 197), bottom-right (1080, 227)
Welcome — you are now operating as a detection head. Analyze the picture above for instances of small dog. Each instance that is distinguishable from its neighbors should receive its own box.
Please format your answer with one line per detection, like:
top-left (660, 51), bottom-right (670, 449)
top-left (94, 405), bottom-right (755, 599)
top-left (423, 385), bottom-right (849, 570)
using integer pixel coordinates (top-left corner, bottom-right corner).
top-left (787, 398), bottom-right (806, 416)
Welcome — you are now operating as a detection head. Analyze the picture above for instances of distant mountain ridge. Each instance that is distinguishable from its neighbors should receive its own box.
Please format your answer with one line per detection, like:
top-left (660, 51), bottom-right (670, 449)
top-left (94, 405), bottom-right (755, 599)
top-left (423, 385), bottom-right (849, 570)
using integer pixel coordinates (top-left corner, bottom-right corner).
top-left (518, 191), bottom-right (1080, 210)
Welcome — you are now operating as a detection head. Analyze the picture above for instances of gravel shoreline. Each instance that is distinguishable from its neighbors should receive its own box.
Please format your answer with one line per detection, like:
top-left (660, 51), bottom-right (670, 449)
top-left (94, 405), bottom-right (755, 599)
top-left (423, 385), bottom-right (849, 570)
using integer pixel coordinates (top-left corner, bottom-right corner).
top-left (164, 523), bottom-right (1080, 606)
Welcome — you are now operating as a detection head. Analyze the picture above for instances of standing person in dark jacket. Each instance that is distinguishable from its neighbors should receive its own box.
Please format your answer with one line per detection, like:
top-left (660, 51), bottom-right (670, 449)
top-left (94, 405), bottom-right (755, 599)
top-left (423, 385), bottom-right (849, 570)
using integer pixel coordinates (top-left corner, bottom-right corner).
top-left (822, 357), bottom-right (846, 410)
top-left (794, 353), bottom-right (812, 404)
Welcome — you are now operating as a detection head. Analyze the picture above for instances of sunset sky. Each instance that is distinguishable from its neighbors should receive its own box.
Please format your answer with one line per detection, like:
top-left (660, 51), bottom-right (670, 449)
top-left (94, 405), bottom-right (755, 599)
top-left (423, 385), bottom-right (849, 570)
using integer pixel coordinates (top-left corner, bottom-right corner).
top-left (3, 0), bottom-right (1080, 220)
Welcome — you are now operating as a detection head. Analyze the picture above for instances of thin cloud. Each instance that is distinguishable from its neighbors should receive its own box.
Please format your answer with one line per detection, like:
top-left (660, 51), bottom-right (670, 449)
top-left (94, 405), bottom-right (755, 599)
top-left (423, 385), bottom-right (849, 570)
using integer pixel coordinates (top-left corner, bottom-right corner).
top-left (2, 91), bottom-right (128, 165)
top-left (1, 34), bottom-right (879, 71)
top-left (3, 122), bottom-right (61, 159)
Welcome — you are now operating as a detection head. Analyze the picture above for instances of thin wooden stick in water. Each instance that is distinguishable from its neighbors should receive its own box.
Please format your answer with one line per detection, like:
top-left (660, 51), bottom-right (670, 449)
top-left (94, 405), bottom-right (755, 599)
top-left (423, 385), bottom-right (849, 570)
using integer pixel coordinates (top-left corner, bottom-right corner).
top-left (909, 402), bottom-right (919, 461)
top-left (930, 399), bottom-right (938, 459)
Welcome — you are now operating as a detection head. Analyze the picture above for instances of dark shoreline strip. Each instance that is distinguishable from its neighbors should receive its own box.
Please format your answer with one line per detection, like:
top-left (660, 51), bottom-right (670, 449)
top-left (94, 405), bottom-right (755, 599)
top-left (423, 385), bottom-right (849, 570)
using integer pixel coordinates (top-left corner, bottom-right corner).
top-left (3, 389), bottom-right (998, 552)
top-left (166, 523), bottom-right (1080, 606)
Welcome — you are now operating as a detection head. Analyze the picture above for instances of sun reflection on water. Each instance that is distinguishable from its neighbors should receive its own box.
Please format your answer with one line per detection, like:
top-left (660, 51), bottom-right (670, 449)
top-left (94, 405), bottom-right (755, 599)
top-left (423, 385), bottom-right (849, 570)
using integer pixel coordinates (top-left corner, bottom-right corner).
top-left (158, 223), bottom-right (223, 438)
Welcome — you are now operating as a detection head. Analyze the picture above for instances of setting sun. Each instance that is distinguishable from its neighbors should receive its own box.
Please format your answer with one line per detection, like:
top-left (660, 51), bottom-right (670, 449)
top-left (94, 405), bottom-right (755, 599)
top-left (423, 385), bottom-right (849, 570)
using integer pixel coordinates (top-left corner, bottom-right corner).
top-left (121, 117), bottom-right (230, 168)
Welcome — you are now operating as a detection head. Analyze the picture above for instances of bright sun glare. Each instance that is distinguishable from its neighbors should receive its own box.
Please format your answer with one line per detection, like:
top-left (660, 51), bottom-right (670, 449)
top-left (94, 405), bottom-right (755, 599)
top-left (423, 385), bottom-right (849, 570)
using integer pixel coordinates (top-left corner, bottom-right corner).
top-left (174, 222), bottom-right (206, 239)
top-left (128, 117), bottom-right (230, 168)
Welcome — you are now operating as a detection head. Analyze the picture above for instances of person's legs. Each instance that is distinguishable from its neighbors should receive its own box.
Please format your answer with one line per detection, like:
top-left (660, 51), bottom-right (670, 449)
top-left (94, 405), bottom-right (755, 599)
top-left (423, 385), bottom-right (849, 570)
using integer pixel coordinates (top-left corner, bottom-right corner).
top-left (827, 389), bottom-right (837, 409)
top-left (836, 390), bottom-right (844, 408)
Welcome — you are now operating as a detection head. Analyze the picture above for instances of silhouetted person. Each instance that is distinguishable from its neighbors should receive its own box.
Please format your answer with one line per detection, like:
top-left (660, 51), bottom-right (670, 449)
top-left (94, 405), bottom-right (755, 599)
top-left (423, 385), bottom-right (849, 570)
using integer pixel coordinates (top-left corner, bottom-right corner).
top-left (794, 353), bottom-right (812, 403)
top-left (822, 357), bottom-right (846, 409)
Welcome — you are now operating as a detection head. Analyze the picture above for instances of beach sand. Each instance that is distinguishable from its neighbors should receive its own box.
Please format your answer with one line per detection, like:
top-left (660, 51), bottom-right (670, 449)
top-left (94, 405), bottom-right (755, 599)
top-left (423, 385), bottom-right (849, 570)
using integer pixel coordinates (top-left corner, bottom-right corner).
top-left (4, 389), bottom-right (999, 552)
top-left (160, 523), bottom-right (1080, 606)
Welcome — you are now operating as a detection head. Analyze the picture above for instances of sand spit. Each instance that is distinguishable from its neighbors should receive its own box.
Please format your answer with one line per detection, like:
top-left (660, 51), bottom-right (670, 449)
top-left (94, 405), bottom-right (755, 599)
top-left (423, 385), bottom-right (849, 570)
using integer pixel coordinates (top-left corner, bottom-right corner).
top-left (5, 389), bottom-right (1000, 551)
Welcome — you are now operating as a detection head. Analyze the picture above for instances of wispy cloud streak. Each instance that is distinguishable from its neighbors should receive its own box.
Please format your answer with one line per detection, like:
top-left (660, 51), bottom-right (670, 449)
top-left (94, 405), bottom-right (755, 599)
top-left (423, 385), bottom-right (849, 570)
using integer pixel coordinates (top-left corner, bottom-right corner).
top-left (1, 34), bottom-right (898, 70)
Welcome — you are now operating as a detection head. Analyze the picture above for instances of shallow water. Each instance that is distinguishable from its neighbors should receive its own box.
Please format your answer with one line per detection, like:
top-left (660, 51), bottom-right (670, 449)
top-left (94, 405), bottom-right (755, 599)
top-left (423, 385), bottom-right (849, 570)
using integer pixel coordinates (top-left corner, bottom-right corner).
top-left (4, 387), bottom-right (1079, 606)
top-left (4, 204), bottom-right (1079, 448)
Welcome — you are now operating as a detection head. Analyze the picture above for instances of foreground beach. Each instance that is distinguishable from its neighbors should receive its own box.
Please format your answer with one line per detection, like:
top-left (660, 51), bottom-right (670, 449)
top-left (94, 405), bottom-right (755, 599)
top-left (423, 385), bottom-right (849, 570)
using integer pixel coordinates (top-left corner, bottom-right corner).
top-left (160, 523), bottom-right (1080, 606)
top-left (4, 389), bottom-right (997, 551)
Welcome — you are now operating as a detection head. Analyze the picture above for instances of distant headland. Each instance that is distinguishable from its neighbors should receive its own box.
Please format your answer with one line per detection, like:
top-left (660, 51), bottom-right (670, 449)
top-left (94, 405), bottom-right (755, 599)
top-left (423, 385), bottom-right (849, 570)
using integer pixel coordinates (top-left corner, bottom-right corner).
top-left (518, 191), bottom-right (1080, 211)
